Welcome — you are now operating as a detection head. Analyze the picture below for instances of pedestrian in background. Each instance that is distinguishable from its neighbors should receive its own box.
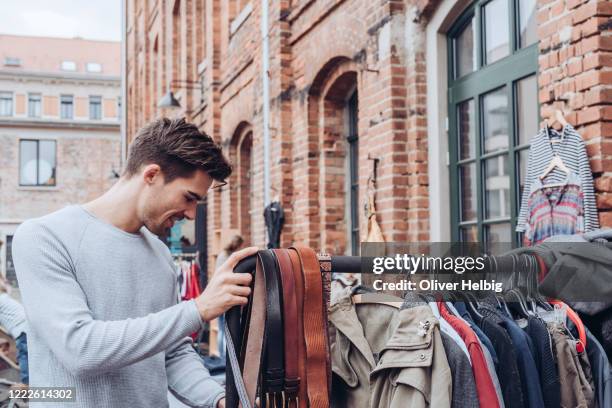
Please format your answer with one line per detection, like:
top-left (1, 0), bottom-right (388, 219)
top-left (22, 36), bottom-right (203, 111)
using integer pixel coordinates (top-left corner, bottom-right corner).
top-left (0, 276), bottom-right (28, 384)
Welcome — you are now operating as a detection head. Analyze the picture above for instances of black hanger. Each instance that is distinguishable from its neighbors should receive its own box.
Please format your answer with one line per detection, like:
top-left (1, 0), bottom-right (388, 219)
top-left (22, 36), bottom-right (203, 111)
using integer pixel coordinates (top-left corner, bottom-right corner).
top-left (505, 288), bottom-right (533, 319)
top-left (455, 291), bottom-right (484, 320)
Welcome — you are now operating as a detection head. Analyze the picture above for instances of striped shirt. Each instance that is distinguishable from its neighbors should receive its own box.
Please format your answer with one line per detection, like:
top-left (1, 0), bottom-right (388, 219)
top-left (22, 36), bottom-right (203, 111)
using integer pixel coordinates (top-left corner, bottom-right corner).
top-left (517, 125), bottom-right (598, 233)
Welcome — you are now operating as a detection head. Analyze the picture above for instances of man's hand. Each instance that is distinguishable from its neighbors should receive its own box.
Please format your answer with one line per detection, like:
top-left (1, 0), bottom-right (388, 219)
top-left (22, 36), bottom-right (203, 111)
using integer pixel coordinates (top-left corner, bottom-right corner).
top-left (195, 246), bottom-right (258, 322)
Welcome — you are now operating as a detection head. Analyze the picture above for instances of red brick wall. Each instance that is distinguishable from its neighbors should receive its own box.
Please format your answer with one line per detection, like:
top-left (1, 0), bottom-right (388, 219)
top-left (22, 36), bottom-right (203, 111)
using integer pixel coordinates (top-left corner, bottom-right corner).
top-left (126, 0), bottom-right (612, 273)
top-left (537, 0), bottom-right (612, 225)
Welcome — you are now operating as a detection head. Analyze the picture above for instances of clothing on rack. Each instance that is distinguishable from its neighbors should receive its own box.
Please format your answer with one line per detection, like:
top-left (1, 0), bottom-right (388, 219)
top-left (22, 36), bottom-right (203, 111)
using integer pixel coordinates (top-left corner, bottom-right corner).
top-left (329, 288), bottom-right (452, 408)
top-left (225, 248), bottom-right (612, 408)
top-left (517, 124), bottom-right (598, 235)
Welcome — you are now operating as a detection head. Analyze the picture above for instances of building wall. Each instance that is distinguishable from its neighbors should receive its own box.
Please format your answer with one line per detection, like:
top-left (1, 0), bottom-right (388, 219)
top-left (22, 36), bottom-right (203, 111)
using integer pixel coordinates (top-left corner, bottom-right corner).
top-left (125, 0), bottom-right (612, 273)
top-left (0, 36), bottom-right (121, 280)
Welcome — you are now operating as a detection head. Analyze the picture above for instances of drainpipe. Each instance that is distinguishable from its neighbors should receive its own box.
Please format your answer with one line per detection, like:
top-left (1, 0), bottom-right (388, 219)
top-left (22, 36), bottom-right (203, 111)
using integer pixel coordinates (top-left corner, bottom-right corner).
top-left (261, 0), bottom-right (271, 206)
top-left (120, 0), bottom-right (128, 167)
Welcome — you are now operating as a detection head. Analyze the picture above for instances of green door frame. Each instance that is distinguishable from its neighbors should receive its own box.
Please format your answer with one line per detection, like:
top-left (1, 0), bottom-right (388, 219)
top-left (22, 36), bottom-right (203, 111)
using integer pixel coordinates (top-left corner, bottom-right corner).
top-left (447, 0), bottom-right (539, 245)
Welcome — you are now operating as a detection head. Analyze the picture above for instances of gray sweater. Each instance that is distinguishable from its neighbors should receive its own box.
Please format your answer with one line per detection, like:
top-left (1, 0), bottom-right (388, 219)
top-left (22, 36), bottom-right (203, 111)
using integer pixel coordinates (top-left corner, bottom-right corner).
top-left (12, 205), bottom-right (224, 407)
top-left (0, 293), bottom-right (27, 339)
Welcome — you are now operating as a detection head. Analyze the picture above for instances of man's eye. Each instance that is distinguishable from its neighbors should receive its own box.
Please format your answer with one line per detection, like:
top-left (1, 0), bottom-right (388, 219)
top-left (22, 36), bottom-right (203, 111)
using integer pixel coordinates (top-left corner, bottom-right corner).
top-left (185, 195), bottom-right (194, 202)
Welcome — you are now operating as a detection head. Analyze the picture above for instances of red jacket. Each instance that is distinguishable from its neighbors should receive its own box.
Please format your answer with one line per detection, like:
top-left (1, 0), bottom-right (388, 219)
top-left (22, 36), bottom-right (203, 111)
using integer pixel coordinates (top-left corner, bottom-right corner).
top-left (438, 302), bottom-right (500, 408)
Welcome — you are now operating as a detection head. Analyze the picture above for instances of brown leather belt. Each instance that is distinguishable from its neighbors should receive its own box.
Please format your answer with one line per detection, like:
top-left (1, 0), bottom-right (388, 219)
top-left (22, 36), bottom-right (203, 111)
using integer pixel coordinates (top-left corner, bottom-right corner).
top-left (288, 249), bottom-right (308, 407)
top-left (273, 249), bottom-right (300, 407)
top-left (292, 247), bottom-right (330, 408)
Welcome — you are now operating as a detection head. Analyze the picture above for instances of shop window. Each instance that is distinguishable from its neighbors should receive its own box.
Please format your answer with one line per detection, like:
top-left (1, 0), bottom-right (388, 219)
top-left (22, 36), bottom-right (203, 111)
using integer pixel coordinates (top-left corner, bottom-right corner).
top-left (448, 0), bottom-right (537, 245)
top-left (19, 139), bottom-right (57, 186)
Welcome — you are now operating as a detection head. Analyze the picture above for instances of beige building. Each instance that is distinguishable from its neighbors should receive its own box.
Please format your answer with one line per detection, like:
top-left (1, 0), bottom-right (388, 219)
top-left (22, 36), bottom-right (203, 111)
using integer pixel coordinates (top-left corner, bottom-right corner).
top-left (0, 34), bottom-right (121, 284)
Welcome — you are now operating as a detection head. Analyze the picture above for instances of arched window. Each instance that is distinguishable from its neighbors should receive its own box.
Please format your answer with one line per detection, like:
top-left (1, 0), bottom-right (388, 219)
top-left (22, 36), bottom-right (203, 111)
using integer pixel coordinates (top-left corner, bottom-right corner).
top-left (448, 0), bottom-right (538, 245)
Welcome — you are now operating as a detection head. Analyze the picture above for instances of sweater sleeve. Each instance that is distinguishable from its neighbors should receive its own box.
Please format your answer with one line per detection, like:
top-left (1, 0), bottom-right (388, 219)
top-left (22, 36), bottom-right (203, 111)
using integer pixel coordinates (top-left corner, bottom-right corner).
top-left (166, 338), bottom-right (225, 408)
top-left (12, 220), bottom-right (204, 377)
top-left (0, 294), bottom-right (27, 339)
top-left (567, 126), bottom-right (599, 231)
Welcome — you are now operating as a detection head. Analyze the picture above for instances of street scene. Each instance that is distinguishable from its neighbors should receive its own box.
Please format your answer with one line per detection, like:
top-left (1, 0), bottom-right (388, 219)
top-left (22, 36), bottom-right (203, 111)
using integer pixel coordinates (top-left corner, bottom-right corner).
top-left (0, 0), bottom-right (611, 407)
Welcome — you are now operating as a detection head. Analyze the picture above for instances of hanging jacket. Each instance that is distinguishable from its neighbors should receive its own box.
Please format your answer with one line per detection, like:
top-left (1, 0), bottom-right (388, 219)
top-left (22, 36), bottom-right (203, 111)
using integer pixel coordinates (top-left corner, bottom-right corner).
top-left (517, 125), bottom-right (598, 233)
top-left (524, 316), bottom-right (561, 408)
top-left (329, 289), bottom-right (452, 408)
top-left (263, 201), bottom-right (284, 248)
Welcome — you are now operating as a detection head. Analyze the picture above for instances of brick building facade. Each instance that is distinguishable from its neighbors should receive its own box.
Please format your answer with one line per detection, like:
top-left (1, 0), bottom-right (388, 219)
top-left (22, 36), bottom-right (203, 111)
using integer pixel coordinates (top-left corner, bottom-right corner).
top-left (125, 0), bottom-right (612, 271)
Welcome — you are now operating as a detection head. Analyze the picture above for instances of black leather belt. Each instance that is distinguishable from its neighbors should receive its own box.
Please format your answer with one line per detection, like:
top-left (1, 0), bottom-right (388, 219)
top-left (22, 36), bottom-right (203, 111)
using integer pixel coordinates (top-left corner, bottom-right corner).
top-left (225, 250), bottom-right (285, 408)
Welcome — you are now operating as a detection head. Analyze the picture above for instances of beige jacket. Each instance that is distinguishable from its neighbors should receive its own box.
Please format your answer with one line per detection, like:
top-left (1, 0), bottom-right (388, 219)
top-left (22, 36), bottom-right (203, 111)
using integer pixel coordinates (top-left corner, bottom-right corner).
top-left (329, 290), bottom-right (452, 408)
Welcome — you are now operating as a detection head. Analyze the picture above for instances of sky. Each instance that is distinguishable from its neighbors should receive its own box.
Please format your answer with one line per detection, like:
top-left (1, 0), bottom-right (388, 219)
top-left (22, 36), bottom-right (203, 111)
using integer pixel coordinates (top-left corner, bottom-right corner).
top-left (0, 0), bottom-right (121, 41)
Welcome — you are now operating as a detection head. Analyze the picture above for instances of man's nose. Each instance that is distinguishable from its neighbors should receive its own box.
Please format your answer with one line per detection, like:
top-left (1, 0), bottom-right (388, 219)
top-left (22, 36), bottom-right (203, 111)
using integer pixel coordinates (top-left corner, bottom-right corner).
top-left (185, 207), bottom-right (196, 220)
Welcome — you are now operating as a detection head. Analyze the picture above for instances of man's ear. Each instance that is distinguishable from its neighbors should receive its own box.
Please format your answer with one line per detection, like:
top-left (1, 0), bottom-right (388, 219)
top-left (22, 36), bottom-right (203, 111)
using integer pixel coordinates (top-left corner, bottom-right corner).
top-left (142, 164), bottom-right (163, 185)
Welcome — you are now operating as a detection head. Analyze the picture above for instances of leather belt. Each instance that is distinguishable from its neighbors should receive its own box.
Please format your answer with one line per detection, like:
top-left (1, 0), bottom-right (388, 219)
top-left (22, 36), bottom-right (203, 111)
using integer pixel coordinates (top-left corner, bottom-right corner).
top-left (288, 249), bottom-right (308, 407)
top-left (226, 248), bottom-right (330, 408)
top-left (292, 247), bottom-right (330, 408)
top-left (259, 250), bottom-right (285, 406)
top-left (273, 249), bottom-right (300, 407)
top-left (226, 254), bottom-right (262, 408)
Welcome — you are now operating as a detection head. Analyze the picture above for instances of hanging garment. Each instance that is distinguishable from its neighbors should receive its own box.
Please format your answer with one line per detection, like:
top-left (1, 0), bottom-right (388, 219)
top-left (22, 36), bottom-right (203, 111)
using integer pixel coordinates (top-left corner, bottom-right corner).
top-left (473, 309), bottom-right (525, 408)
top-left (480, 305), bottom-right (545, 408)
top-left (584, 327), bottom-right (612, 408)
top-left (453, 302), bottom-right (499, 366)
top-left (428, 302), bottom-right (471, 362)
top-left (524, 316), bottom-right (561, 408)
top-left (548, 322), bottom-right (597, 408)
top-left (264, 201), bottom-right (284, 248)
top-left (444, 302), bottom-right (505, 407)
top-left (438, 302), bottom-right (500, 408)
top-left (517, 124), bottom-right (598, 233)
top-left (511, 241), bottom-right (612, 316)
top-left (523, 172), bottom-right (585, 245)
top-left (439, 331), bottom-right (480, 408)
top-left (329, 289), bottom-right (452, 408)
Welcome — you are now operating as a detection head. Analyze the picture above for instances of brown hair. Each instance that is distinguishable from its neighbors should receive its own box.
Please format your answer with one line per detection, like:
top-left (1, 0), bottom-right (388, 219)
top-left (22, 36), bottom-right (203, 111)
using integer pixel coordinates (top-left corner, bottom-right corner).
top-left (125, 118), bottom-right (232, 183)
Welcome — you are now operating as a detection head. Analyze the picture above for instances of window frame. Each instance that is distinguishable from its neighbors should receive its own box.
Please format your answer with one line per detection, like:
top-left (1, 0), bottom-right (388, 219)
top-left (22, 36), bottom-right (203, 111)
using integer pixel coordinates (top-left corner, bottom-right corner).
top-left (19, 139), bottom-right (57, 187)
top-left (447, 0), bottom-right (539, 246)
top-left (89, 95), bottom-right (102, 120)
top-left (0, 91), bottom-right (13, 117)
top-left (346, 90), bottom-right (359, 255)
top-left (28, 93), bottom-right (42, 118)
top-left (60, 94), bottom-right (74, 120)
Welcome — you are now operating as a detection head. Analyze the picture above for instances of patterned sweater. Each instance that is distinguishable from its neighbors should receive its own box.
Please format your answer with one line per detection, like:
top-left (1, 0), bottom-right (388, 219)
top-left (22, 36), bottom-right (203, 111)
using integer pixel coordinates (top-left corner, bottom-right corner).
top-left (523, 172), bottom-right (584, 246)
top-left (517, 125), bottom-right (598, 233)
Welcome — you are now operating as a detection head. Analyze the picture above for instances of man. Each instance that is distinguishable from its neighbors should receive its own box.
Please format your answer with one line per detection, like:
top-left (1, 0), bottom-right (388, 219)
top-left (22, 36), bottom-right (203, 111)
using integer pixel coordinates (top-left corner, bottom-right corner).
top-left (12, 118), bottom-right (256, 407)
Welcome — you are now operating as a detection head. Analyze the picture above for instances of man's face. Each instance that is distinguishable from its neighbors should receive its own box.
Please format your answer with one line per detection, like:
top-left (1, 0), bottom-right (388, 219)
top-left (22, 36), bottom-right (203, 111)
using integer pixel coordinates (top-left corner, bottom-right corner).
top-left (141, 167), bottom-right (212, 236)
